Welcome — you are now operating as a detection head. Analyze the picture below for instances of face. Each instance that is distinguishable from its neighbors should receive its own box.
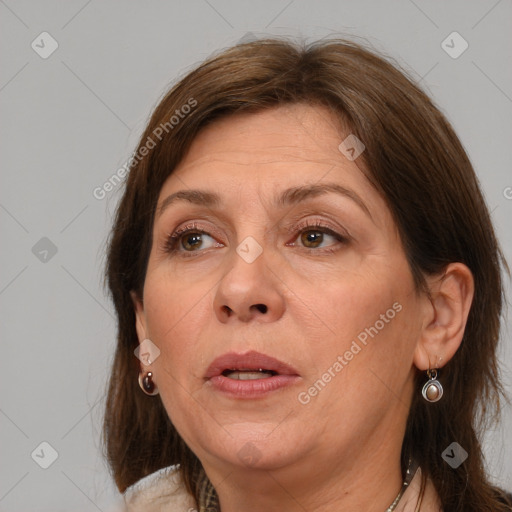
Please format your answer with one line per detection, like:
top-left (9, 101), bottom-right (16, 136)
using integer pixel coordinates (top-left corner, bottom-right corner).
top-left (134, 103), bottom-right (427, 479)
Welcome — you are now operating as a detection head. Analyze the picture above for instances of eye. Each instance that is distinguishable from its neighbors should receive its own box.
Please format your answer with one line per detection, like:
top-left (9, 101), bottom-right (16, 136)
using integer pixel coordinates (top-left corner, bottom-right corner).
top-left (164, 223), bottom-right (223, 253)
top-left (288, 222), bottom-right (348, 251)
top-left (179, 231), bottom-right (216, 251)
top-left (301, 229), bottom-right (331, 248)
top-left (298, 229), bottom-right (337, 248)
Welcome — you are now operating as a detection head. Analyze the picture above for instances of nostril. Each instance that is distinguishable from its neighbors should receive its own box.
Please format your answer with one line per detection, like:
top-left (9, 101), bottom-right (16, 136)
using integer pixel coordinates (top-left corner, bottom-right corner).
top-left (221, 305), bottom-right (233, 316)
top-left (221, 304), bottom-right (267, 317)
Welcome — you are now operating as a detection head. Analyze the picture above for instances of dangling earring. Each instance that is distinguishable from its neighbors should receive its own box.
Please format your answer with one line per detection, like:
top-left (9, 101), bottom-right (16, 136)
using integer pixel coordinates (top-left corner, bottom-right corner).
top-left (422, 368), bottom-right (443, 402)
top-left (138, 371), bottom-right (159, 396)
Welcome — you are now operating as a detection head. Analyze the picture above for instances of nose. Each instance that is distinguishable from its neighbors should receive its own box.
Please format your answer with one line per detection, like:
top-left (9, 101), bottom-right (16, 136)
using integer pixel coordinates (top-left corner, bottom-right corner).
top-left (213, 245), bottom-right (286, 324)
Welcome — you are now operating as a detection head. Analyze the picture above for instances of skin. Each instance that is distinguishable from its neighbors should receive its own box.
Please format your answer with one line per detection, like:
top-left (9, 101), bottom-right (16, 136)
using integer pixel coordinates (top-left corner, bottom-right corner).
top-left (132, 103), bottom-right (474, 511)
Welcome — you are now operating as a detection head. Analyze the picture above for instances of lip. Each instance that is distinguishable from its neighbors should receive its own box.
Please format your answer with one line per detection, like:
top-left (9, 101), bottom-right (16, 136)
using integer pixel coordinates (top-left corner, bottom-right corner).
top-left (205, 350), bottom-right (301, 399)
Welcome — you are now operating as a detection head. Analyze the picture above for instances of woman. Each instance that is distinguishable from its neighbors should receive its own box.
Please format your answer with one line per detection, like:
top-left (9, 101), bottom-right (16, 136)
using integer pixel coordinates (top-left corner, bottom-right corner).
top-left (103, 38), bottom-right (511, 511)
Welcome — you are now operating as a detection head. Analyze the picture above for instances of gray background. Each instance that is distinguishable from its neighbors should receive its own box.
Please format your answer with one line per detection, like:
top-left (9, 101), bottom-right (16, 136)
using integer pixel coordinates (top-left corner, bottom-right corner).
top-left (1, 1), bottom-right (511, 510)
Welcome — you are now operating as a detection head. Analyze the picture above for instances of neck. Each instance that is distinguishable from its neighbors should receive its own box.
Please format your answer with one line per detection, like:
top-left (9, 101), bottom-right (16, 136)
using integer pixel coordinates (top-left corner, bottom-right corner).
top-left (395, 467), bottom-right (442, 512)
top-left (208, 462), bottom-right (441, 512)
top-left (205, 431), bottom-right (407, 512)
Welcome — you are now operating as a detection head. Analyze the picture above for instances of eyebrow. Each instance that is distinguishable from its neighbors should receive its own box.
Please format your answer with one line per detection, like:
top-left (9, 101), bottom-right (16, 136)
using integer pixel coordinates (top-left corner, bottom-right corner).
top-left (277, 183), bottom-right (372, 218)
top-left (156, 182), bottom-right (372, 220)
top-left (157, 189), bottom-right (221, 218)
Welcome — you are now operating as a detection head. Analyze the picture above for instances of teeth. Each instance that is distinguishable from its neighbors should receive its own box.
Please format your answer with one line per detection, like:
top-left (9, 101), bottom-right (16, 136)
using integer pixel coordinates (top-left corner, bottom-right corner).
top-left (224, 370), bottom-right (274, 380)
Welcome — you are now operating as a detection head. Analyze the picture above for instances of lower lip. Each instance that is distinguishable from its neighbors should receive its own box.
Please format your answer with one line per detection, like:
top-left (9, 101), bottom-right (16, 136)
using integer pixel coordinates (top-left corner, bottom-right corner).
top-left (207, 374), bottom-right (300, 398)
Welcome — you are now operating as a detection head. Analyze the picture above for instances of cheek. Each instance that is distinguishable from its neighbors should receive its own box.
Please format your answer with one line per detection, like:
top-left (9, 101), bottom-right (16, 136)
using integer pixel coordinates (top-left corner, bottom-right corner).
top-left (294, 292), bottom-right (415, 451)
top-left (303, 264), bottom-right (406, 343)
top-left (296, 259), bottom-right (418, 397)
top-left (142, 273), bottom-right (212, 373)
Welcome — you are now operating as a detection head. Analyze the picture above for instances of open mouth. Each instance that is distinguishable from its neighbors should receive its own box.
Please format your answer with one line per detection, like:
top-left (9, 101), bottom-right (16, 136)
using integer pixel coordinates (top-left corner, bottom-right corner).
top-left (206, 350), bottom-right (299, 379)
top-left (221, 369), bottom-right (279, 380)
top-left (205, 351), bottom-right (300, 398)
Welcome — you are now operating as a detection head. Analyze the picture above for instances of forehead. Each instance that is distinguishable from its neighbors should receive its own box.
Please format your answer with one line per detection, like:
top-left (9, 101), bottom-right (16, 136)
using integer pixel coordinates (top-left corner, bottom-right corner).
top-left (152, 103), bottom-right (401, 248)
top-left (172, 104), bottom-right (346, 178)
top-left (157, 103), bottom-right (382, 213)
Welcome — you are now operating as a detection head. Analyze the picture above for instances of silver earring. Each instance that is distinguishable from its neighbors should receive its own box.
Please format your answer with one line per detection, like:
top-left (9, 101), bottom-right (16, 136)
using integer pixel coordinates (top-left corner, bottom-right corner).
top-left (422, 368), bottom-right (443, 402)
top-left (138, 371), bottom-right (159, 396)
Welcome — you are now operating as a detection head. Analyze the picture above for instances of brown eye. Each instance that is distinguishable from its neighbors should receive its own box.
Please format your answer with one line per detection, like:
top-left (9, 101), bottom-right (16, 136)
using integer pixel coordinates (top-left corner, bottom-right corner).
top-left (165, 227), bottom-right (220, 254)
top-left (301, 230), bottom-right (324, 248)
top-left (291, 224), bottom-right (347, 251)
top-left (181, 232), bottom-right (204, 251)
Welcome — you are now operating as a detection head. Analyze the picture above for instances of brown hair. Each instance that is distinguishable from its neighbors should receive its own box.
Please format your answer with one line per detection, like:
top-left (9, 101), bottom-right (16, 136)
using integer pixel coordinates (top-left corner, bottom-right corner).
top-left (103, 38), bottom-right (510, 510)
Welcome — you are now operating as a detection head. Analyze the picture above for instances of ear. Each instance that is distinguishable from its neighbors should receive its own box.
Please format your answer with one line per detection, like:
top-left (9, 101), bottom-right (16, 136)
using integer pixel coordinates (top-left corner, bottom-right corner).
top-left (130, 290), bottom-right (147, 344)
top-left (413, 263), bottom-right (474, 370)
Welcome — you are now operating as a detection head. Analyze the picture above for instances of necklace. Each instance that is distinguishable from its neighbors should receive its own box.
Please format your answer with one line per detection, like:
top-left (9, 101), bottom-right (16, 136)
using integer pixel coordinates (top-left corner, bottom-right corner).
top-left (385, 459), bottom-right (419, 511)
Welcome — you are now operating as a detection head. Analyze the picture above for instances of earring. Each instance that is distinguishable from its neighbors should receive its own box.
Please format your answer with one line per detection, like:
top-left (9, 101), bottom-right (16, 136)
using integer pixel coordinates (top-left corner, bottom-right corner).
top-left (138, 371), bottom-right (159, 396)
top-left (422, 368), bottom-right (443, 402)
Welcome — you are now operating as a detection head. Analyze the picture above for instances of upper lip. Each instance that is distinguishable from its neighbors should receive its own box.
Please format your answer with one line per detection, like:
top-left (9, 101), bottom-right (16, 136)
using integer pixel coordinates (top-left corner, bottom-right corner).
top-left (205, 350), bottom-right (300, 378)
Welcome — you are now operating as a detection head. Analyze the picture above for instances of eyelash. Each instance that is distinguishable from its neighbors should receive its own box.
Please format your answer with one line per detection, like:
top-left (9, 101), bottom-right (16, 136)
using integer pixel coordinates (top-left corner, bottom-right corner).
top-left (163, 222), bottom-right (215, 255)
top-left (288, 220), bottom-right (349, 253)
top-left (163, 220), bottom-right (349, 255)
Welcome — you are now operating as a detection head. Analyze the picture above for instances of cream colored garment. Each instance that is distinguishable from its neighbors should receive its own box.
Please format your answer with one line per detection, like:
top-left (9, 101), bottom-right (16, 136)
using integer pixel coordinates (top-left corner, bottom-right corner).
top-left (124, 465), bottom-right (196, 512)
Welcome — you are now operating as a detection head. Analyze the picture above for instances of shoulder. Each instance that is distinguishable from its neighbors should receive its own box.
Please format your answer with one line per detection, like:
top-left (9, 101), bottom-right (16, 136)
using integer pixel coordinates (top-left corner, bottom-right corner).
top-left (123, 465), bottom-right (197, 512)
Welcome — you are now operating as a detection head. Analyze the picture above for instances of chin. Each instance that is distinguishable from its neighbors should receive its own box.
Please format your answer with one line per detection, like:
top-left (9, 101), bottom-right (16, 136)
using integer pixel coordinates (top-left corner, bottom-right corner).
top-left (204, 428), bottom-right (305, 471)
